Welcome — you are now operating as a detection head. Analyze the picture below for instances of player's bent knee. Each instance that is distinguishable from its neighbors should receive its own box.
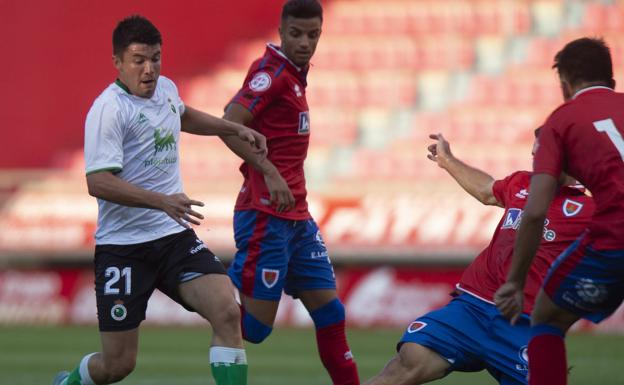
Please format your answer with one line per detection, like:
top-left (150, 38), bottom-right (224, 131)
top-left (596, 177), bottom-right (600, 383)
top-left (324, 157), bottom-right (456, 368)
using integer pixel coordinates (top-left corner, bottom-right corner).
top-left (242, 310), bottom-right (273, 343)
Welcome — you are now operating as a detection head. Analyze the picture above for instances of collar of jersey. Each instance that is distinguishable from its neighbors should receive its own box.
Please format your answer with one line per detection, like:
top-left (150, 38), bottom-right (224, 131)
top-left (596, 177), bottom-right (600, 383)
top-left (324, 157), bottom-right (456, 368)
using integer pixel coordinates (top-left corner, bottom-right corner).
top-left (572, 85), bottom-right (614, 99)
top-left (266, 43), bottom-right (304, 72)
top-left (115, 79), bottom-right (132, 95)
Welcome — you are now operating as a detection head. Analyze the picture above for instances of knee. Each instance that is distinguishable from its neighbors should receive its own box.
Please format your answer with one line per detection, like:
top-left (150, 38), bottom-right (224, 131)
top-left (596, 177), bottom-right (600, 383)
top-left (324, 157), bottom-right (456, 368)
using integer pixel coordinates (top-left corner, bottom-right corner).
top-left (242, 310), bottom-right (273, 344)
top-left (211, 301), bottom-right (241, 332)
top-left (104, 356), bottom-right (136, 382)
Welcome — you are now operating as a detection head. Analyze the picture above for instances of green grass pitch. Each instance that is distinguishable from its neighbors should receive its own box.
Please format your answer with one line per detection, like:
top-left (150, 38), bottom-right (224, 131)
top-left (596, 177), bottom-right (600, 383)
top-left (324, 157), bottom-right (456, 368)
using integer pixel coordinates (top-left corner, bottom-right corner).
top-left (1, 326), bottom-right (622, 385)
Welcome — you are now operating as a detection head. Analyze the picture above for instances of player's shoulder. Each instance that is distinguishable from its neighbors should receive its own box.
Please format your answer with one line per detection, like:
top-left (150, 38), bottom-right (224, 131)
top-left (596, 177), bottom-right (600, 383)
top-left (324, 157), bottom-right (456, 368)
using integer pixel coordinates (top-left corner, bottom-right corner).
top-left (157, 75), bottom-right (178, 93)
top-left (503, 170), bottom-right (531, 185)
top-left (89, 82), bottom-right (125, 114)
top-left (246, 53), bottom-right (289, 88)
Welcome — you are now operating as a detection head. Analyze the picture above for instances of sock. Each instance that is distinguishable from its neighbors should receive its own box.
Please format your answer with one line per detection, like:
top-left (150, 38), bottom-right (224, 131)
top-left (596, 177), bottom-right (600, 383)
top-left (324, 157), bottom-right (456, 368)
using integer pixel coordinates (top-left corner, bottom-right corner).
top-left (528, 324), bottom-right (567, 385)
top-left (62, 353), bottom-right (97, 385)
top-left (310, 299), bottom-right (360, 385)
top-left (241, 307), bottom-right (272, 343)
top-left (209, 346), bottom-right (248, 385)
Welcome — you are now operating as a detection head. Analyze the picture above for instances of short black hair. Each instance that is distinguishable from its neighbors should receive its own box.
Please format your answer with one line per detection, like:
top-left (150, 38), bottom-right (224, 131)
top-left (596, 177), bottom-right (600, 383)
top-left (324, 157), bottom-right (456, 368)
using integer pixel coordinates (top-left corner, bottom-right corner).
top-left (553, 37), bottom-right (613, 87)
top-left (281, 0), bottom-right (323, 22)
top-left (113, 15), bottom-right (162, 57)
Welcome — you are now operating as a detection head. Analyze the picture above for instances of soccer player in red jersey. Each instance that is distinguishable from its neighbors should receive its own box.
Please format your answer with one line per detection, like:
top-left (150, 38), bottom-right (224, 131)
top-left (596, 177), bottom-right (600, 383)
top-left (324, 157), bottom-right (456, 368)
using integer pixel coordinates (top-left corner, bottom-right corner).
top-left (364, 132), bottom-right (593, 385)
top-left (219, 1), bottom-right (359, 384)
top-left (496, 37), bottom-right (624, 385)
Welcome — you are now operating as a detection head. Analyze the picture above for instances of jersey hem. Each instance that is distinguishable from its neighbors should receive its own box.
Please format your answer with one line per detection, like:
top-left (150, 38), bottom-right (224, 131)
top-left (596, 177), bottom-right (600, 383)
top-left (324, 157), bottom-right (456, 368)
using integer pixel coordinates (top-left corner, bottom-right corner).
top-left (86, 166), bottom-right (122, 175)
top-left (94, 226), bottom-right (187, 246)
top-left (235, 205), bottom-right (312, 221)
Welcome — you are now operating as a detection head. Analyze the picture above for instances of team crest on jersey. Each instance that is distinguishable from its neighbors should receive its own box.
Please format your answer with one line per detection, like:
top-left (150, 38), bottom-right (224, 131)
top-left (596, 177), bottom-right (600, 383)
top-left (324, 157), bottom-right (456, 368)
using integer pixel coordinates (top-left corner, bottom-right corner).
top-left (562, 199), bottom-right (583, 217)
top-left (249, 72), bottom-right (272, 92)
top-left (501, 208), bottom-right (523, 230)
top-left (298, 111), bottom-right (310, 134)
top-left (261, 269), bottom-right (280, 289)
top-left (407, 321), bottom-right (427, 333)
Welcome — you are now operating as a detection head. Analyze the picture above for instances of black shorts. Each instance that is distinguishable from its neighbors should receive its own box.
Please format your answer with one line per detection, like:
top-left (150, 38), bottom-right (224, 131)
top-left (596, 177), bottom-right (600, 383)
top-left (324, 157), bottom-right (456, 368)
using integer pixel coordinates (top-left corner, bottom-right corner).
top-left (94, 229), bottom-right (226, 331)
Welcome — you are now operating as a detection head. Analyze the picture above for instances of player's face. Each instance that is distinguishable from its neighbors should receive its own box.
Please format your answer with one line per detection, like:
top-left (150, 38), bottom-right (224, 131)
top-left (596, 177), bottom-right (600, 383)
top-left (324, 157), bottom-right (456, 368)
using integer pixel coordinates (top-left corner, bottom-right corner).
top-left (279, 16), bottom-right (322, 67)
top-left (113, 43), bottom-right (161, 98)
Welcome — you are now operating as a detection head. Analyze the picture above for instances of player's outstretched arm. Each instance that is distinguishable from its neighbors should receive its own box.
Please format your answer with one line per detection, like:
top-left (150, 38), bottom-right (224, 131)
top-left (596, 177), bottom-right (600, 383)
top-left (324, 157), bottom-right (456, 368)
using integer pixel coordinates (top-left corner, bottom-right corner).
top-left (86, 171), bottom-right (204, 228)
top-left (220, 103), bottom-right (295, 213)
top-left (427, 133), bottom-right (501, 206)
top-left (181, 105), bottom-right (267, 158)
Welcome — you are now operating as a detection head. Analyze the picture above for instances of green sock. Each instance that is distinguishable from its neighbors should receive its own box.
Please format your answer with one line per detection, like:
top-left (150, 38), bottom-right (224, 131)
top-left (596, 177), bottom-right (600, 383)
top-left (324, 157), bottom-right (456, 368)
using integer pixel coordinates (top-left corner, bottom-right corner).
top-left (63, 367), bottom-right (81, 385)
top-left (210, 362), bottom-right (248, 385)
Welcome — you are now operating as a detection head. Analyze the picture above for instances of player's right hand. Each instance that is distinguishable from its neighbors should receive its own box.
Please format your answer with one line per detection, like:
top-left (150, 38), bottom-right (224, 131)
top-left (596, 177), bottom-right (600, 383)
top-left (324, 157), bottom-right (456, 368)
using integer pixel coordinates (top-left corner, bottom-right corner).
top-left (160, 193), bottom-right (205, 228)
top-left (264, 171), bottom-right (295, 213)
top-left (427, 133), bottom-right (453, 168)
top-left (494, 281), bottom-right (525, 325)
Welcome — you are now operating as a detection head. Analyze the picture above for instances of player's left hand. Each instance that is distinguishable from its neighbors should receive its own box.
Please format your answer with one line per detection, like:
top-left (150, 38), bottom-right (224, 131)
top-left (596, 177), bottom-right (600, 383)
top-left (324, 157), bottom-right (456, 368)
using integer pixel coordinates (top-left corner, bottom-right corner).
top-left (494, 281), bottom-right (524, 324)
top-left (237, 127), bottom-right (268, 159)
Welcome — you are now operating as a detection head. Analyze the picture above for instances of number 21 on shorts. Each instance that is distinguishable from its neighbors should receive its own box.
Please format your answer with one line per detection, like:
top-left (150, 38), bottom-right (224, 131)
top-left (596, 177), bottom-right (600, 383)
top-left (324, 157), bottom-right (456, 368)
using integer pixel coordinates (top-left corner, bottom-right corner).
top-left (594, 118), bottom-right (624, 160)
top-left (104, 266), bottom-right (132, 295)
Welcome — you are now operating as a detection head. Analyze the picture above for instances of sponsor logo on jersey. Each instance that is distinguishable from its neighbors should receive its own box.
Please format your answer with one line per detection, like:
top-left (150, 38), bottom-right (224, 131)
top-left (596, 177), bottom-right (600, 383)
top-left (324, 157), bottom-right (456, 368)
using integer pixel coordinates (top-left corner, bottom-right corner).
top-left (515, 189), bottom-right (529, 199)
top-left (249, 72), bottom-right (272, 92)
top-left (563, 199), bottom-right (583, 217)
top-left (111, 300), bottom-right (127, 321)
top-left (407, 321), bottom-right (427, 333)
top-left (298, 111), bottom-right (310, 134)
top-left (344, 350), bottom-right (354, 360)
top-left (294, 83), bottom-right (303, 97)
top-left (153, 127), bottom-right (176, 153)
top-left (261, 269), bottom-right (280, 289)
top-left (542, 219), bottom-right (556, 242)
top-left (575, 278), bottom-right (608, 304)
top-left (501, 208), bottom-right (523, 230)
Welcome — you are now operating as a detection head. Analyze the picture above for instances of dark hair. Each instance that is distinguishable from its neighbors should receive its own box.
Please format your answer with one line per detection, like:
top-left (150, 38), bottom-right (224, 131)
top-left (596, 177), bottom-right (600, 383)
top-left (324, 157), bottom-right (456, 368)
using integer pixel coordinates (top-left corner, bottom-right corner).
top-left (113, 15), bottom-right (162, 56)
top-left (534, 126), bottom-right (541, 138)
top-left (553, 37), bottom-right (613, 87)
top-left (281, 0), bottom-right (323, 22)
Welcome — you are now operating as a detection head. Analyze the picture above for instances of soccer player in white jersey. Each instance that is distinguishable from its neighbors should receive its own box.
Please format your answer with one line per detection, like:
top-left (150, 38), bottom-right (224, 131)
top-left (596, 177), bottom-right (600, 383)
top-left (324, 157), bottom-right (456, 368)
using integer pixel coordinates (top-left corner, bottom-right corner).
top-left (52, 15), bottom-right (266, 385)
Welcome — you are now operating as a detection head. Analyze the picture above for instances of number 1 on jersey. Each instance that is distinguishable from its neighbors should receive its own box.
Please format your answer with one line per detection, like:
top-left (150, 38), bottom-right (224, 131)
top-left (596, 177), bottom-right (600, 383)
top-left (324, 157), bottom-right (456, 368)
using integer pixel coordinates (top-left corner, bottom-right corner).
top-left (594, 118), bottom-right (624, 160)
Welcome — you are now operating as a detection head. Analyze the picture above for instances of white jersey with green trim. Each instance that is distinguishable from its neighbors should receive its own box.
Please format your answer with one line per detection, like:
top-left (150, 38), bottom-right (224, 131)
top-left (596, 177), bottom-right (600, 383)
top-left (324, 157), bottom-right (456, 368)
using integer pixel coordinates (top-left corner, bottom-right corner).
top-left (84, 75), bottom-right (187, 245)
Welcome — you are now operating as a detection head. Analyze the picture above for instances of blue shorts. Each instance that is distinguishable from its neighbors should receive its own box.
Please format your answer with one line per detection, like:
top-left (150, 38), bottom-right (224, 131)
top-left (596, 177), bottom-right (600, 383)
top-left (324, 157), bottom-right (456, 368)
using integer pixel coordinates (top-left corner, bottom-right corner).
top-left (227, 210), bottom-right (336, 300)
top-left (544, 233), bottom-right (624, 323)
top-left (399, 293), bottom-right (530, 385)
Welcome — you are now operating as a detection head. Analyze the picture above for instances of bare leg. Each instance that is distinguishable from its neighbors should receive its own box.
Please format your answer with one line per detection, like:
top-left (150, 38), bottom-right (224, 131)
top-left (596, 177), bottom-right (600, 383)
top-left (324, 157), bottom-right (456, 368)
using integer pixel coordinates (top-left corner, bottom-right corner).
top-left (363, 343), bottom-right (450, 385)
top-left (179, 274), bottom-right (243, 347)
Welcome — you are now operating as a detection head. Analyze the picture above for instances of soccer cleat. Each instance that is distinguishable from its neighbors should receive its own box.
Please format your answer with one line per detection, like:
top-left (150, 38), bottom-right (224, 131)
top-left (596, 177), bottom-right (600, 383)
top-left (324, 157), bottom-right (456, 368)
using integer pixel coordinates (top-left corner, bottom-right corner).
top-left (51, 371), bottom-right (69, 385)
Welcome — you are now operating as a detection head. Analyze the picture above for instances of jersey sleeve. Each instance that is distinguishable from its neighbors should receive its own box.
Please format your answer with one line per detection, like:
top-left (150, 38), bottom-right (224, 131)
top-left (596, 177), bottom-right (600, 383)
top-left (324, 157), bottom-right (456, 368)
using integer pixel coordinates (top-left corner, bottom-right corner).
top-left (492, 172), bottom-right (520, 206)
top-left (228, 66), bottom-right (283, 117)
top-left (533, 119), bottom-right (564, 178)
top-left (84, 99), bottom-right (124, 175)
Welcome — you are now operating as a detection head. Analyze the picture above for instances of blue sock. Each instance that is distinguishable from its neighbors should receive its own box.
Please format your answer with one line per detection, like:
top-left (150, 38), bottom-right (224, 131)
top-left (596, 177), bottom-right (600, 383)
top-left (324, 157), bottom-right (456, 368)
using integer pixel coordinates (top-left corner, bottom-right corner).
top-left (241, 310), bottom-right (272, 343)
top-left (310, 298), bottom-right (345, 329)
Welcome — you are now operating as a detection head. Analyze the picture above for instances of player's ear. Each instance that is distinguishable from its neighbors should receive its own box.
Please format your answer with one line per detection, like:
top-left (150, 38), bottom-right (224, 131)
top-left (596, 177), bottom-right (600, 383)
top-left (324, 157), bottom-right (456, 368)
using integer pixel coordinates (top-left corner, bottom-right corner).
top-left (113, 54), bottom-right (122, 71)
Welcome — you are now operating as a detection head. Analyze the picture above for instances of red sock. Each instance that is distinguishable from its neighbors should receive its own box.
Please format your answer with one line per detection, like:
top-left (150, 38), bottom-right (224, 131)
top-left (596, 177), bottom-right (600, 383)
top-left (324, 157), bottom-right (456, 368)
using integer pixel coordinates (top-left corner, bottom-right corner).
top-left (315, 320), bottom-right (360, 385)
top-left (528, 332), bottom-right (567, 385)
